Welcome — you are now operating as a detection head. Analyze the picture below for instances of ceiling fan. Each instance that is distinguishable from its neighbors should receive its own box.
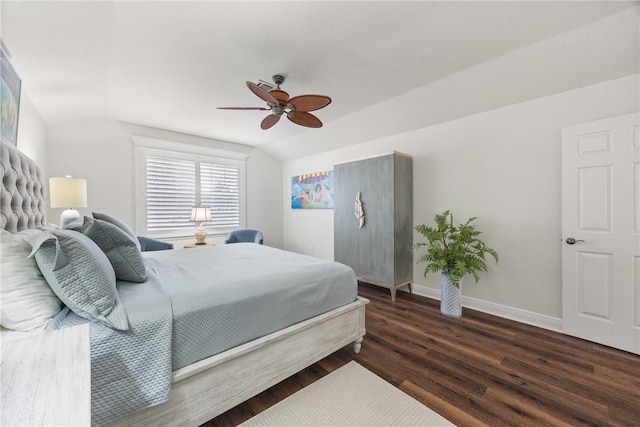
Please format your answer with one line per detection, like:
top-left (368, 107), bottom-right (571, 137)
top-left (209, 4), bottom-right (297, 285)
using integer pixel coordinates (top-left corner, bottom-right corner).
top-left (218, 74), bottom-right (331, 130)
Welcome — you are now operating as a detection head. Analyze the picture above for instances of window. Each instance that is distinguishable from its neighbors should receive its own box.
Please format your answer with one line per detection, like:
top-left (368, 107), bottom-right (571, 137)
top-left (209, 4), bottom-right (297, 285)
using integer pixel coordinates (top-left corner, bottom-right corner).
top-left (134, 138), bottom-right (246, 238)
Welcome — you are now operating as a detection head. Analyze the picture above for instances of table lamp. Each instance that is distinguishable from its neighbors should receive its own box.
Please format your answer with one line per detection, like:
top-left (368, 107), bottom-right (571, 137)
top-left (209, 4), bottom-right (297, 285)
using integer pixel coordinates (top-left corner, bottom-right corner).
top-left (49, 176), bottom-right (87, 228)
top-left (190, 206), bottom-right (211, 245)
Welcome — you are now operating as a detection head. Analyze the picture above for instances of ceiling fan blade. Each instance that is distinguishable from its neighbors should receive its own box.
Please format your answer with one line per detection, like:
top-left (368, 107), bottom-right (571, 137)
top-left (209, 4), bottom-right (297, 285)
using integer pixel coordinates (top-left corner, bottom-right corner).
top-left (247, 81), bottom-right (279, 106)
top-left (217, 107), bottom-right (271, 110)
top-left (261, 114), bottom-right (281, 130)
top-left (288, 95), bottom-right (331, 112)
top-left (287, 111), bottom-right (323, 128)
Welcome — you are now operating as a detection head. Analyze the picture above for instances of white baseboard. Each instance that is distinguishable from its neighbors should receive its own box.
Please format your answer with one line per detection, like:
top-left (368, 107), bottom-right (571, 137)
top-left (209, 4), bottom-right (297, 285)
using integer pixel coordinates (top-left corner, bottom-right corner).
top-left (410, 284), bottom-right (563, 333)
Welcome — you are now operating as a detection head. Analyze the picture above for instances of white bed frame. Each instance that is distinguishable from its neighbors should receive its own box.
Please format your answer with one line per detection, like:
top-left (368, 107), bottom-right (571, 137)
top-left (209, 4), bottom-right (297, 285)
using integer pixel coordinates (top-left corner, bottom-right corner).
top-left (108, 297), bottom-right (367, 426)
top-left (1, 139), bottom-right (368, 427)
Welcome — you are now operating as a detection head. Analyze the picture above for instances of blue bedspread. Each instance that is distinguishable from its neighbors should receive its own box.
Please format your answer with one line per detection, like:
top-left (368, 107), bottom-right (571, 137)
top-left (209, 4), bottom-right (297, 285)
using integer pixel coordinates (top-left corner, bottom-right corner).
top-left (49, 268), bottom-right (173, 426)
top-left (50, 244), bottom-right (357, 426)
top-left (145, 243), bottom-right (357, 369)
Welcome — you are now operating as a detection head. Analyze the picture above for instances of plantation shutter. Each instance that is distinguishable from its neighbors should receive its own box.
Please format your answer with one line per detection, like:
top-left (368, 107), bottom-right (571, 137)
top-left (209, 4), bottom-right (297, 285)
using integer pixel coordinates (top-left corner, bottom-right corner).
top-left (200, 162), bottom-right (240, 228)
top-left (144, 155), bottom-right (242, 233)
top-left (146, 156), bottom-right (196, 231)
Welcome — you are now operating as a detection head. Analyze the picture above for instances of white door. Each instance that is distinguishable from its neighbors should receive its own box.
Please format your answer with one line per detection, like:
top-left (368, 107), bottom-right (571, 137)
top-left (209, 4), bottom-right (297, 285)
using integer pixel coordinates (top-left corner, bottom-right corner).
top-left (561, 112), bottom-right (640, 355)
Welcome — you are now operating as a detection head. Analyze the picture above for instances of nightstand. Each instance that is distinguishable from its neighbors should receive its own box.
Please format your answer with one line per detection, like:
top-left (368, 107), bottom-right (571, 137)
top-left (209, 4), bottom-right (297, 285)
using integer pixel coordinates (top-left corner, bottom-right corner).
top-left (183, 243), bottom-right (216, 248)
top-left (1, 324), bottom-right (91, 426)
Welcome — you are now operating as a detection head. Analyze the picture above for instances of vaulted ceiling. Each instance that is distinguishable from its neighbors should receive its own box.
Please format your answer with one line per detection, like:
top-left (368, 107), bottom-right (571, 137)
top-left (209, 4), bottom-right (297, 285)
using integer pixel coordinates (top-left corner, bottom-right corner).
top-left (2, 1), bottom-right (638, 160)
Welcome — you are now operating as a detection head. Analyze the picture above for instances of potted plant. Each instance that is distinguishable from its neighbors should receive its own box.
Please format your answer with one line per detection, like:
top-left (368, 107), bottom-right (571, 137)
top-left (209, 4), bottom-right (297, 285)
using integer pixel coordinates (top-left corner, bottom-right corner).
top-left (413, 210), bottom-right (498, 318)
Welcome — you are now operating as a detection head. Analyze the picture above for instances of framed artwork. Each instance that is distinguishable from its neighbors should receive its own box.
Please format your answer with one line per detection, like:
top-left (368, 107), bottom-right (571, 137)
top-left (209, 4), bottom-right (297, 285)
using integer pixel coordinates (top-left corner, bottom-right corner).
top-left (1, 49), bottom-right (21, 146)
top-left (291, 170), bottom-right (334, 209)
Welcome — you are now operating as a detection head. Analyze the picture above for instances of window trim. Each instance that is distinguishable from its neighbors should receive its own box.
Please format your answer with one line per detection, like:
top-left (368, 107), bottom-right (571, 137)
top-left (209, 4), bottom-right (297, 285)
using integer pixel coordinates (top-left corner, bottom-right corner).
top-left (133, 136), bottom-right (247, 238)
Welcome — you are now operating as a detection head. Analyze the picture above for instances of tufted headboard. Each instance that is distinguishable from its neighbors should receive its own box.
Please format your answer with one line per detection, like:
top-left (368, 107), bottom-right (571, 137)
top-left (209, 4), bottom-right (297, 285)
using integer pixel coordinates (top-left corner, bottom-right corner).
top-left (1, 140), bottom-right (47, 233)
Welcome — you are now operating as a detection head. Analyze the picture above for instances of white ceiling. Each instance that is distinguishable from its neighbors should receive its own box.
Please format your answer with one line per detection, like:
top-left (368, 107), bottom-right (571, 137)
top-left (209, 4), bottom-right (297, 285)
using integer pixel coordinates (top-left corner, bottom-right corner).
top-left (2, 1), bottom-right (638, 159)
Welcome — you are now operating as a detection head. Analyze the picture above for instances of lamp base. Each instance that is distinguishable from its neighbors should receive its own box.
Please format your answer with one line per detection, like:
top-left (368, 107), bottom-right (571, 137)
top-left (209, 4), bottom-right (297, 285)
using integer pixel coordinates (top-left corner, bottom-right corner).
top-left (194, 223), bottom-right (207, 244)
top-left (60, 209), bottom-right (80, 228)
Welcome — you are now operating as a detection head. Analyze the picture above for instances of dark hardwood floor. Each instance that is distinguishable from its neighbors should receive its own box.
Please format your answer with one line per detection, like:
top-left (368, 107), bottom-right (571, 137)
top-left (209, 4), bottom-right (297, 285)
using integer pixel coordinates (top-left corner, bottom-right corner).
top-left (205, 283), bottom-right (640, 426)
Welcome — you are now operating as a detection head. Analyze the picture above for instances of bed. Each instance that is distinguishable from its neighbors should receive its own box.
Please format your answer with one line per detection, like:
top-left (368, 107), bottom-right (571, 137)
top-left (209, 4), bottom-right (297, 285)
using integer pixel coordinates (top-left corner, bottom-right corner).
top-left (0, 139), bottom-right (368, 426)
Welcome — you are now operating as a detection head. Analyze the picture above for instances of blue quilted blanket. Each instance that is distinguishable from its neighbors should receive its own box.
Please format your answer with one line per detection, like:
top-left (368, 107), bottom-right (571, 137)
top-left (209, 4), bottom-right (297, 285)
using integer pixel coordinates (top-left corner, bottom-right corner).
top-left (49, 268), bottom-right (173, 426)
top-left (50, 244), bottom-right (357, 426)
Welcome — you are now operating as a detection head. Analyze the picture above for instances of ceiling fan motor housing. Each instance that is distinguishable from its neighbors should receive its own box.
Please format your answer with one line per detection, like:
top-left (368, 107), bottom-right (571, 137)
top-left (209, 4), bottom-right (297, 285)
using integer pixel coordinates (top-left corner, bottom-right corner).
top-left (272, 74), bottom-right (286, 86)
top-left (270, 74), bottom-right (291, 109)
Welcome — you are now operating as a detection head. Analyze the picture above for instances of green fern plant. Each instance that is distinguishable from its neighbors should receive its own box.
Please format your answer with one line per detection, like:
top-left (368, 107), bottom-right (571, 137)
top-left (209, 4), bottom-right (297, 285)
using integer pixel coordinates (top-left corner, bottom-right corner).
top-left (413, 210), bottom-right (498, 287)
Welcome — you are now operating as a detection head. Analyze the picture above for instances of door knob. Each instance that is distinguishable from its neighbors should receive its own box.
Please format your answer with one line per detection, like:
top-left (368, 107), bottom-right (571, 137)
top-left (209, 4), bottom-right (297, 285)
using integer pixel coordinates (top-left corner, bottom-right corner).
top-left (566, 237), bottom-right (585, 245)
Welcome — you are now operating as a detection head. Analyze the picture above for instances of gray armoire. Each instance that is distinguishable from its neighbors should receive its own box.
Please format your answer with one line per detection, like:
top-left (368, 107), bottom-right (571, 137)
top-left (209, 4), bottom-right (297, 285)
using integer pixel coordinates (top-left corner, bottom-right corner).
top-left (334, 152), bottom-right (413, 301)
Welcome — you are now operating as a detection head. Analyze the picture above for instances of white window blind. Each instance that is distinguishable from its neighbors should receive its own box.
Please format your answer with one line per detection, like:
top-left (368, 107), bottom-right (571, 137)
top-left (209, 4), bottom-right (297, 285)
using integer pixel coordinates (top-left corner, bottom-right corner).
top-left (146, 156), bottom-right (196, 231)
top-left (143, 155), bottom-right (242, 234)
top-left (200, 162), bottom-right (240, 228)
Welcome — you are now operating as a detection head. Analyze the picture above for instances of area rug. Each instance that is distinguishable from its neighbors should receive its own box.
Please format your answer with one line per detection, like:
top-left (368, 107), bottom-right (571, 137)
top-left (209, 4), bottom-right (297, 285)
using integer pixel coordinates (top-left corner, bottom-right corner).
top-left (240, 361), bottom-right (456, 426)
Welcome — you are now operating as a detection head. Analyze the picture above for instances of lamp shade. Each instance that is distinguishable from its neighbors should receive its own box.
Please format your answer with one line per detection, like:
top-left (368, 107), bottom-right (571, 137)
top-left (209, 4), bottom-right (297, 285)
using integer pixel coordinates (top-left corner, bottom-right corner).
top-left (190, 207), bottom-right (211, 222)
top-left (49, 176), bottom-right (87, 208)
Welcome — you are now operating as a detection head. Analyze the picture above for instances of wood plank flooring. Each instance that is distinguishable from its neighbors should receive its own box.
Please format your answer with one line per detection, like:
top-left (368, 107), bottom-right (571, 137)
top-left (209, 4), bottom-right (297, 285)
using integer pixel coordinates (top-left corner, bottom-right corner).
top-left (204, 283), bottom-right (640, 426)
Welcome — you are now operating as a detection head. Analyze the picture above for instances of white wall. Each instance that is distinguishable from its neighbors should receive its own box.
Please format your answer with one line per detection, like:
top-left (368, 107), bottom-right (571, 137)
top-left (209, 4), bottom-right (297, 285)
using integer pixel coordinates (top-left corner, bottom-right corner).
top-left (246, 148), bottom-right (284, 248)
top-left (45, 121), bottom-right (283, 247)
top-left (46, 120), bottom-right (131, 224)
top-left (282, 74), bottom-right (639, 324)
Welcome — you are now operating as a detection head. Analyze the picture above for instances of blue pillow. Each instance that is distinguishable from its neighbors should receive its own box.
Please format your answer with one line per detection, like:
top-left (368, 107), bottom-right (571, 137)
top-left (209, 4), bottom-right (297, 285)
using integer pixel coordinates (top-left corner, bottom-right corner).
top-left (92, 212), bottom-right (141, 251)
top-left (29, 230), bottom-right (129, 331)
top-left (71, 217), bottom-right (147, 283)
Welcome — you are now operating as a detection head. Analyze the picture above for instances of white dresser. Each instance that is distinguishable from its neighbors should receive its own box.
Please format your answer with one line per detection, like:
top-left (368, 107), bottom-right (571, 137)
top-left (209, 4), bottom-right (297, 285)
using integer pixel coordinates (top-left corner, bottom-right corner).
top-left (1, 324), bottom-right (91, 426)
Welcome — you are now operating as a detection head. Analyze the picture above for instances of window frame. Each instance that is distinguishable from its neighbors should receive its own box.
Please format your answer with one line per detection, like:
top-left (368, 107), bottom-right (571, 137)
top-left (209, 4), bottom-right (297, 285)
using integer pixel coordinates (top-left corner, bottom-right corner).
top-left (133, 136), bottom-right (247, 239)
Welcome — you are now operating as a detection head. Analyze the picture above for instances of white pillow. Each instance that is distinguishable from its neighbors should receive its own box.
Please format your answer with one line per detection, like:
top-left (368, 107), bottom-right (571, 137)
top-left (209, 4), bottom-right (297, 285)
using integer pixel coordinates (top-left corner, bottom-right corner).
top-left (0, 229), bottom-right (62, 331)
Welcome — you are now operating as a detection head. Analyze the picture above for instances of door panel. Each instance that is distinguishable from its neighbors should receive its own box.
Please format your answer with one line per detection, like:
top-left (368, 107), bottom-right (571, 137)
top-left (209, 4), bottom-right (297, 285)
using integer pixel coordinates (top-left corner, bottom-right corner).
top-left (635, 163), bottom-right (640, 234)
top-left (577, 251), bottom-right (611, 319)
top-left (577, 130), bottom-right (611, 155)
top-left (577, 166), bottom-right (611, 231)
top-left (634, 256), bottom-right (640, 328)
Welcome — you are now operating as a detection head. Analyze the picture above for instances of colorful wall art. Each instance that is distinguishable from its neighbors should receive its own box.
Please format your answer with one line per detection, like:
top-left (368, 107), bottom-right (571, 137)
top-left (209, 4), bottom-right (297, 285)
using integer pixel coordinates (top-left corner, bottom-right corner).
top-left (291, 170), bottom-right (334, 209)
top-left (0, 49), bottom-right (21, 146)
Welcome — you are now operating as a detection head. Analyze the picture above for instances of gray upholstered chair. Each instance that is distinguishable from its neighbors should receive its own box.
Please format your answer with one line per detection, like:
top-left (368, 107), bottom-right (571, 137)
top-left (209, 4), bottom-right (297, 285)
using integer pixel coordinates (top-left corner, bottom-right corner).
top-left (224, 229), bottom-right (264, 245)
top-left (137, 236), bottom-right (174, 251)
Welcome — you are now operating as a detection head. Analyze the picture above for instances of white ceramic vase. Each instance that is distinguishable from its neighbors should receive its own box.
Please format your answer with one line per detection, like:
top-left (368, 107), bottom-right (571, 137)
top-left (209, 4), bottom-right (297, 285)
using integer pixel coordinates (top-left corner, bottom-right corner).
top-left (440, 273), bottom-right (462, 318)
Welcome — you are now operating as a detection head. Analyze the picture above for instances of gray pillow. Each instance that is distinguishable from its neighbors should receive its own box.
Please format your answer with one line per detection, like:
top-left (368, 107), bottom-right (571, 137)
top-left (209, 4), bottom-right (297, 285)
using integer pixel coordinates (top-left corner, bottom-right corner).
top-left (29, 230), bottom-right (129, 331)
top-left (74, 217), bottom-right (146, 283)
top-left (92, 212), bottom-right (141, 251)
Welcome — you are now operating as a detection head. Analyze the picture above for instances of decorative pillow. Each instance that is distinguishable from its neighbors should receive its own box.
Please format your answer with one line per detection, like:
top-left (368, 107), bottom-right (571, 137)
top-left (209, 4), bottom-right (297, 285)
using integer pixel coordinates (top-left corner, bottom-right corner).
top-left (0, 229), bottom-right (62, 331)
top-left (70, 217), bottom-right (146, 283)
top-left (29, 230), bottom-right (129, 331)
top-left (92, 212), bottom-right (141, 251)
